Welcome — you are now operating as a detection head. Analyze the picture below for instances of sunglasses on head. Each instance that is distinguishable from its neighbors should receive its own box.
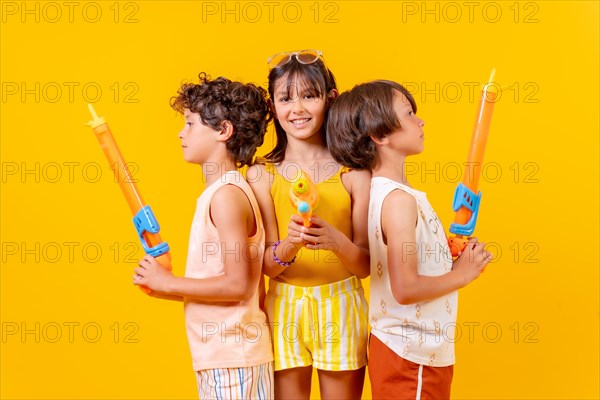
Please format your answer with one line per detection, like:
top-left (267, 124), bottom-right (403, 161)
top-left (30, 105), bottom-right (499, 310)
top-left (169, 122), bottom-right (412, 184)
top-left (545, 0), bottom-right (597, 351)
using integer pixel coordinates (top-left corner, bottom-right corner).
top-left (267, 49), bottom-right (324, 69)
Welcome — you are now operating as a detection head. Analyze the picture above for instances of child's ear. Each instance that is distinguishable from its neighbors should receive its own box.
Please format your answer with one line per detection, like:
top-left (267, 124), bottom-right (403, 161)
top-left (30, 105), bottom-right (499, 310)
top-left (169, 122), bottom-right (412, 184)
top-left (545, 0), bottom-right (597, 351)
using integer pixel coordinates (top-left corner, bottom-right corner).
top-left (369, 134), bottom-right (389, 146)
top-left (268, 99), bottom-right (277, 119)
top-left (218, 121), bottom-right (234, 142)
top-left (327, 89), bottom-right (339, 104)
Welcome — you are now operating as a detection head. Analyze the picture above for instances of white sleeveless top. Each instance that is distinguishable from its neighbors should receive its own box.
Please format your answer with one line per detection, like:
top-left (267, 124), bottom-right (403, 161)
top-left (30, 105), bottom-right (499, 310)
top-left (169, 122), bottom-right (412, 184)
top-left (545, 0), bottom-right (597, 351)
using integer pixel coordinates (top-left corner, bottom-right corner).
top-left (184, 171), bottom-right (273, 371)
top-left (369, 177), bottom-right (457, 367)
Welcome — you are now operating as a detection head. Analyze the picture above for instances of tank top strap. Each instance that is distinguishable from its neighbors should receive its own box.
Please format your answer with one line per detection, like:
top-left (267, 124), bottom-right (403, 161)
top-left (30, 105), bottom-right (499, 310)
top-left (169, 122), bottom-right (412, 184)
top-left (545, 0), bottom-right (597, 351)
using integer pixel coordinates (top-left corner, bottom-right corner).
top-left (339, 165), bottom-right (351, 176)
top-left (264, 163), bottom-right (277, 176)
top-left (254, 157), bottom-right (277, 176)
top-left (323, 165), bottom-right (349, 185)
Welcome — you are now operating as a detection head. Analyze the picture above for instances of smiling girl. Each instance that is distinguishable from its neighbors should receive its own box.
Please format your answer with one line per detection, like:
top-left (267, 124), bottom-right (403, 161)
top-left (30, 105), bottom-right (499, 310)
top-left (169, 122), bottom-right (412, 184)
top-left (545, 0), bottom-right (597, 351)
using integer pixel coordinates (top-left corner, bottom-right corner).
top-left (247, 50), bottom-right (370, 400)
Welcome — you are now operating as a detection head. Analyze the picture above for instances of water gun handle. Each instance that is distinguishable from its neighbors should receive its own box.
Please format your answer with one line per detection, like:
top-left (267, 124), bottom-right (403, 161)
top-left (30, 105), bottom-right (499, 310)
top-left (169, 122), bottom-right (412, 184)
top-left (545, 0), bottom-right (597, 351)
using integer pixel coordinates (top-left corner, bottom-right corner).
top-left (297, 201), bottom-right (312, 228)
top-left (133, 206), bottom-right (173, 294)
top-left (448, 183), bottom-right (481, 256)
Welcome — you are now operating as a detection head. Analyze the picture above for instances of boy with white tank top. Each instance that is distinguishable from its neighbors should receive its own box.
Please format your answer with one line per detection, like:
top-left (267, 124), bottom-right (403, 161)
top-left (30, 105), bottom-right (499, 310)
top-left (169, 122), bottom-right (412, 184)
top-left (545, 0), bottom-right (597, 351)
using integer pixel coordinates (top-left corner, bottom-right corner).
top-left (327, 80), bottom-right (493, 399)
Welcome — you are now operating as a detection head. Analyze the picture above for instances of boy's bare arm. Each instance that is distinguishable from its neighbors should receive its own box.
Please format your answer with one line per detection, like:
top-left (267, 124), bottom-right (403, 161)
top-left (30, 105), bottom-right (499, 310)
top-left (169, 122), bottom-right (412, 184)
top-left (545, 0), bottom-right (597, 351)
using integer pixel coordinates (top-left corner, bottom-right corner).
top-left (135, 185), bottom-right (260, 302)
top-left (147, 292), bottom-right (184, 302)
top-left (383, 190), bottom-right (491, 305)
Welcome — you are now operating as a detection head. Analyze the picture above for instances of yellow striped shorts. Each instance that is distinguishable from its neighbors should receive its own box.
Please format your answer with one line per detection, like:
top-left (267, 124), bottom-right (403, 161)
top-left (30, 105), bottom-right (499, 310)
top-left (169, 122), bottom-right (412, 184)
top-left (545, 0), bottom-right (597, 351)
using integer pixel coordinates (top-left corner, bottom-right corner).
top-left (265, 276), bottom-right (369, 371)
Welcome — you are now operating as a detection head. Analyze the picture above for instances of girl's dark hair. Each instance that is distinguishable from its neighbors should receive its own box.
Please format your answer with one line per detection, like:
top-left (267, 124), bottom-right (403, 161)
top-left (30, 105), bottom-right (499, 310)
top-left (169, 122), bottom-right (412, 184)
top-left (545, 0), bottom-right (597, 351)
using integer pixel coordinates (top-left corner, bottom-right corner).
top-left (327, 80), bottom-right (417, 170)
top-left (265, 58), bottom-right (337, 163)
top-left (171, 72), bottom-right (272, 168)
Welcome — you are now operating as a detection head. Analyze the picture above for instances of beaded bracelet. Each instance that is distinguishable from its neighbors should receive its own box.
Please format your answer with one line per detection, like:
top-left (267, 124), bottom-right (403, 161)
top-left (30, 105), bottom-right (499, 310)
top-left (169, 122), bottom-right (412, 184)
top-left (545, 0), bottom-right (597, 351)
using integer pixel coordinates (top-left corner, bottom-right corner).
top-left (272, 240), bottom-right (296, 267)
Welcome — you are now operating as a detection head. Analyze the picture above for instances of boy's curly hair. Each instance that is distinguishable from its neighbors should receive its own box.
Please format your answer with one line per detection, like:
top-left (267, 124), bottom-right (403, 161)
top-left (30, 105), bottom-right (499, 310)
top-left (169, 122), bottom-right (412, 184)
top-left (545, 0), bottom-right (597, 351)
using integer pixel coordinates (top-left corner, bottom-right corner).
top-left (170, 73), bottom-right (272, 167)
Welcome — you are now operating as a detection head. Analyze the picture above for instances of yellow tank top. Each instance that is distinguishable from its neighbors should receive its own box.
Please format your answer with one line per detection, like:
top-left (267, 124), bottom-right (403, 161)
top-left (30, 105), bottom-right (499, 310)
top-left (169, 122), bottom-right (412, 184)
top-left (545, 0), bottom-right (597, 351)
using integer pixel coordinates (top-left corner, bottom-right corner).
top-left (265, 163), bottom-right (354, 286)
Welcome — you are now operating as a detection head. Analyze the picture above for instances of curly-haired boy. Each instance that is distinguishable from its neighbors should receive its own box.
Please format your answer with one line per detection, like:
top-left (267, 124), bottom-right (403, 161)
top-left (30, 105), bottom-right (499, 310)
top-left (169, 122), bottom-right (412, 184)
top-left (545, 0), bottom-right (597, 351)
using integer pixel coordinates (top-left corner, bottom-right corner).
top-left (133, 73), bottom-right (274, 399)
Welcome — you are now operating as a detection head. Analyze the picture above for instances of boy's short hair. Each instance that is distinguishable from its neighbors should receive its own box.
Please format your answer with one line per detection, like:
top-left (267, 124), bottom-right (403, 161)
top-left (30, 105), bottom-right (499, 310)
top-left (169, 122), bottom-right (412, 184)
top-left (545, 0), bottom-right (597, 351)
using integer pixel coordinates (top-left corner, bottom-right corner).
top-left (327, 80), bottom-right (417, 170)
top-left (171, 73), bottom-right (272, 167)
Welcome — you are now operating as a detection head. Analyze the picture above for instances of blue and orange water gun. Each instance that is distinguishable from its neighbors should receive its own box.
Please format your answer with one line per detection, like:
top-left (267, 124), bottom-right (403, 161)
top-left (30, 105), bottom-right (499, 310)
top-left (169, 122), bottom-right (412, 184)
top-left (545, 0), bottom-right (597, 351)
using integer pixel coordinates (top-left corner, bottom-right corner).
top-left (86, 104), bottom-right (172, 294)
top-left (448, 69), bottom-right (498, 257)
top-left (289, 171), bottom-right (319, 227)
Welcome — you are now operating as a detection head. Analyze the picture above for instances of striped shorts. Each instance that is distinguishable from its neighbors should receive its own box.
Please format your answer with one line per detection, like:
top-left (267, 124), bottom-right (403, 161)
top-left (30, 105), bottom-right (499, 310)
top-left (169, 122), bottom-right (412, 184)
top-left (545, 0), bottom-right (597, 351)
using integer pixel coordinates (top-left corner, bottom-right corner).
top-left (265, 276), bottom-right (369, 371)
top-left (196, 362), bottom-right (273, 400)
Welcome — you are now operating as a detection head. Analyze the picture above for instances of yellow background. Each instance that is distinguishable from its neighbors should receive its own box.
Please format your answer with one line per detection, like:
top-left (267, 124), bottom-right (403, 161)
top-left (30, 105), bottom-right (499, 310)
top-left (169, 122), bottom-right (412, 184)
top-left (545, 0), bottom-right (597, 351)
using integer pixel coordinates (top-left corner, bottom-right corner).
top-left (1, 1), bottom-right (598, 399)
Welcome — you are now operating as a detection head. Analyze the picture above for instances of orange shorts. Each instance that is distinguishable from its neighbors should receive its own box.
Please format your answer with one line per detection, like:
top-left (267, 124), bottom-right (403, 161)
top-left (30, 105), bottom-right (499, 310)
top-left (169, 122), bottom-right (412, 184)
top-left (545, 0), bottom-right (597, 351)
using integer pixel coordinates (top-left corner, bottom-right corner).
top-left (368, 334), bottom-right (454, 400)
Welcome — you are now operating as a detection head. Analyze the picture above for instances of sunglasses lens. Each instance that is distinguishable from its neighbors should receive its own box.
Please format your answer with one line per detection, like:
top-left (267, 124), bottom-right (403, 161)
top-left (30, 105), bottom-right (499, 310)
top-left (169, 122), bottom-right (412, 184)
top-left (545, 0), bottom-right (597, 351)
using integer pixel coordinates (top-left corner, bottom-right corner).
top-left (296, 50), bottom-right (320, 64)
top-left (267, 50), bottom-right (323, 69)
top-left (268, 53), bottom-right (291, 69)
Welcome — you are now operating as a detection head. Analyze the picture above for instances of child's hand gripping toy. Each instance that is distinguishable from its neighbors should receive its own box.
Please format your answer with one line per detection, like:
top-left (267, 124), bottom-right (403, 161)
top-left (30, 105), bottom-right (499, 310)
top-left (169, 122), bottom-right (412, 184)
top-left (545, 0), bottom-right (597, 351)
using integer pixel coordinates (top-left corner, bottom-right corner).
top-left (448, 69), bottom-right (498, 257)
top-left (85, 104), bottom-right (172, 294)
top-left (289, 171), bottom-right (319, 227)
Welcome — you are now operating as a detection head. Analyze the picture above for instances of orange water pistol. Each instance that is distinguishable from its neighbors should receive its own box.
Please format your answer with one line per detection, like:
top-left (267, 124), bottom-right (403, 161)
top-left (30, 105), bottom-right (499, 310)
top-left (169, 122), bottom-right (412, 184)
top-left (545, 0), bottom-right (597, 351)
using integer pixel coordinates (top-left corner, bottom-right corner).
top-left (448, 69), bottom-right (498, 257)
top-left (289, 171), bottom-right (319, 227)
top-left (86, 104), bottom-right (172, 294)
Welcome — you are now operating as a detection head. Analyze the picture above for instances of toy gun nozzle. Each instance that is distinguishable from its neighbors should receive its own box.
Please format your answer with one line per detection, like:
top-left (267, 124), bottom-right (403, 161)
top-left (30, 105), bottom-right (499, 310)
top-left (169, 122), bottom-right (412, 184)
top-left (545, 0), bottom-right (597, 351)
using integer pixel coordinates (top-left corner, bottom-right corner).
top-left (88, 104), bottom-right (99, 120)
top-left (86, 103), bottom-right (106, 128)
top-left (488, 68), bottom-right (496, 85)
top-left (484, 68), bottom-right (498, 94)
